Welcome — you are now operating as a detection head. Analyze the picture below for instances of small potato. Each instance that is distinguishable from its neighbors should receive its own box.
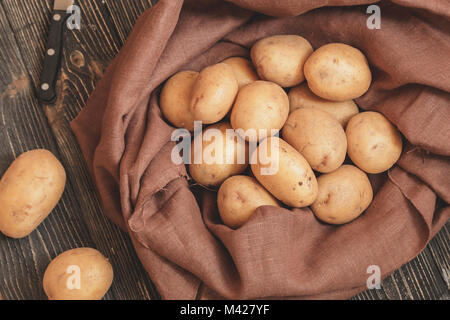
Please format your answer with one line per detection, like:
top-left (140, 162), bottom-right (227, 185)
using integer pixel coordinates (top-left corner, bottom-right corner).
top-left (346, 111), bottom-right (403, 174)
top-left (231, 81), bottom-right (289, 142)
top-left (0, 149), bottom-right (66, 239)
top-left (251, 137), bottom-right (318, 207)
top-left (189, 122), bottom-right (248, 187)
top-left (311, 165), bottom-right (373, 225)
top-left (218, 175), bottom-right (280, 229)
top-left (190, 63), bottom-right (238, 124)
top-left (251, 35), bottom-right (313, 87)
top-left (282, 108), bottom-right (347, 173)
top-left (304, 43), bottom-right (372, 101)
top-left (288, 83), bottom-right (359, 127)
top-left (43, 248), bottom-right (113, 300)
top-left (222, 57), bottom-right (260, 89)
top-left (160, 70), bottom-right (198, 132)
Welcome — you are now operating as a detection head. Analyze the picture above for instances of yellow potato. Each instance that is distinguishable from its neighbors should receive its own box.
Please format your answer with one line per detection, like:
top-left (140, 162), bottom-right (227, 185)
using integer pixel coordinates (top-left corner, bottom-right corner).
top-left (311, 165), bottom-right (373, 225)
top-left (0, 149), bottom-right (66, 239)
top-left (160, 70), bottom-right (198, 132)
top-left (288, 83), bottom-right (359, 127)
top-left (218, 175), bottom-right (280, 229)
top-left (251, 35), bottom-right (313, 87)
top-left (222, 57), bottom-right (260, 89)
top-left (231, 81), bottom-right (289, 142)
top-left (251, 137), bottom-right (318, 207)
top-left (190, 63), bottom-right (238, 124)
top-left (346, 111), bottom-right (403, 174)
top-left (189, 122), bottom-right (248, 187)
top-left (282, 108), bottom-right (347, 173)
top-left (304, 43), bottom-right (372, 101)
top-left (43, 248), bottom-right (113, 300)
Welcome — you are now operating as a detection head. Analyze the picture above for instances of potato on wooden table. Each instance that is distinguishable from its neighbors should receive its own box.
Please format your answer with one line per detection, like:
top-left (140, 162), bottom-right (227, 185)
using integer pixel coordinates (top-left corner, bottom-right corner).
top-left (43, 248), bottom-right (113, 300)
top-left (0, 149), bottom-right (66, 239)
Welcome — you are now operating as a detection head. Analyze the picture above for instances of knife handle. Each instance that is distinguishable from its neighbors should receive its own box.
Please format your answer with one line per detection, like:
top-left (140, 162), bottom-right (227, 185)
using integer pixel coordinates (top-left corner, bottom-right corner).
top-left (39, 10), bottom-right (69, 104)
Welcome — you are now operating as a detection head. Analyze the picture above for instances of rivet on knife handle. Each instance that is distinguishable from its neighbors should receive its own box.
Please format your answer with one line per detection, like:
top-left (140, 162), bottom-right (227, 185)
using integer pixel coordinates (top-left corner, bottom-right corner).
top-left (39, 10), bottom-right (69, 103)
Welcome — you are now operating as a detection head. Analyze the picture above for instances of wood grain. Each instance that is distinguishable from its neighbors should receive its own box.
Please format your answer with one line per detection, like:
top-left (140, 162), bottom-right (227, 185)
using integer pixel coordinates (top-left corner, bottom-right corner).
top-left (0, 0), bottom-right (448, 300)
top-left (0, 0), bottom-right (157, 300)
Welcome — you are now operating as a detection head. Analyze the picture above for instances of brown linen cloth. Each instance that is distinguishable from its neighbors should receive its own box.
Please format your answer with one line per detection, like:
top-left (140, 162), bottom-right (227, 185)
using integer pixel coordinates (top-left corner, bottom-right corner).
top-left (70, 0), bottom-right (450, 299)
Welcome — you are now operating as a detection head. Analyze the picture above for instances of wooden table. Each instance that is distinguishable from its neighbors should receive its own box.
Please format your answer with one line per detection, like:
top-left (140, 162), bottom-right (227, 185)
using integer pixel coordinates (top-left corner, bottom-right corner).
top-left (0, 0), bottom-right (448, 300)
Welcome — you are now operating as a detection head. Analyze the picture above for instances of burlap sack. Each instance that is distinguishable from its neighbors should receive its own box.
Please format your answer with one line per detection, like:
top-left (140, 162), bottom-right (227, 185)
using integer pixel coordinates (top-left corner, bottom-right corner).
top-left (71, 0), bottom-right (450, 299)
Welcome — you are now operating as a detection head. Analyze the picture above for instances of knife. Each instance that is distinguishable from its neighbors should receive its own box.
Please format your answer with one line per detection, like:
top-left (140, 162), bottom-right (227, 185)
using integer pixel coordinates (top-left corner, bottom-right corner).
top-left (39, 0), bottom-right (75, 103)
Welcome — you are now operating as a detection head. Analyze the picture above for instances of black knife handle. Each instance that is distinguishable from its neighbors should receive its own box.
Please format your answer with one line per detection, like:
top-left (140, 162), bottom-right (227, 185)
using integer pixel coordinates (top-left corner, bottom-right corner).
top-left (39, 10), bottom-right (69, 103)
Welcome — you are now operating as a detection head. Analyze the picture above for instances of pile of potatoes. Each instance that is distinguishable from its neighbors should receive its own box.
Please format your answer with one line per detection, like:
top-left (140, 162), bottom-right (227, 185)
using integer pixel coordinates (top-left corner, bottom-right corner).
top-left (0, 149), bottom-right (113, 300)
top-left (161, 35), bottom-right (403, 228)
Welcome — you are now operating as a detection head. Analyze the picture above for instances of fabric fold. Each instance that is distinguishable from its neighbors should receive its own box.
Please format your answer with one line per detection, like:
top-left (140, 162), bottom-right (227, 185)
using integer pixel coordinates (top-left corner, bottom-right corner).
top-left (71, 0), bottom-right (449, 299)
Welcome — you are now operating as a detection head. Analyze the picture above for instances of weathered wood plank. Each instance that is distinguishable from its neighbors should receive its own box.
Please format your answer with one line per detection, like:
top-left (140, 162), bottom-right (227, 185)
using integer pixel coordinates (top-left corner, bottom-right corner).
top-left (0, 2), bottom-right (96, 300)
top-left (0, 0), bottom-right (158, 300)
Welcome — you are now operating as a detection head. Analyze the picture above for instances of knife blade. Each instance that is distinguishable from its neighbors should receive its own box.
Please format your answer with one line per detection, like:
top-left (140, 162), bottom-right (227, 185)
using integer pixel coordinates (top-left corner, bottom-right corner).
top-left (39, 0), bottom-right (75, 103)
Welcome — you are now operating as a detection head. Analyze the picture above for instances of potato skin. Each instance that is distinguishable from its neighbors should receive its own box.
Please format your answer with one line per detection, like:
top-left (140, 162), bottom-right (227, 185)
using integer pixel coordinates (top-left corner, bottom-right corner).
top-left (160, 70), bottom-right (198, 132)
top-left (189, 122), bottom-right (248, 188)
top-left (231, 81), bottom-right (289, 142)
top-left (304, 43), bottom-right (372, 101)
top-left (288, 83), bottom-right (359, 127)
top-left (346, 112), bottom-right (402, 174)
top-left (251, 35), bottom-right (313, 87)
top-left (251, 137), bottom-right (318, 207)
top-left (43, 248), bottom-right (113, 300)
top-left (0, 149), bottom-right (66, 239)
top-left (311, 165), bottom-right (373, 225)
top-left (282, 108), bottom-right (347, 173)
top-left (190, 63), bottom-right (238, 124)
top-left (222, 57), bottom-right (260, 89)
top-left (218, 176), bottom-right (280, 229)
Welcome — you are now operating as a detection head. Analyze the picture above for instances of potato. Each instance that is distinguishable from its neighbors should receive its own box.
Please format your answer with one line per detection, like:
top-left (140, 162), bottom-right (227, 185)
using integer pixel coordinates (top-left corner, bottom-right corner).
top-left (231, 81), bottom-right (289, 142)
top-left (282, 108), bottom-right (347, 173)
top-left (346, 111), bottom-right (403, 174)
top-left (189, 122), bottom-right (248, 187)
top-left (160, 70), bottom-right (198, 132)
top-left (222, 57), bottom-right (259, 89)
top-left (288, 83), bottom-right (359, 127)
top-left (43, 248), bottom-right (113, 300)
top-left (190, 63), bottom-right (238, 124)
top-left (251, 35), bottom-right (313, 87)
top-left (311, 165), bottom-right (373, 224)
top-left (0, 149), bottom-right (66, 239)
top-left (304, 43), bottom-right (372, 101)
top-left (218, 175), bottom-right (280, 229)
top-left (251, 137), bottom-right (318, 207)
